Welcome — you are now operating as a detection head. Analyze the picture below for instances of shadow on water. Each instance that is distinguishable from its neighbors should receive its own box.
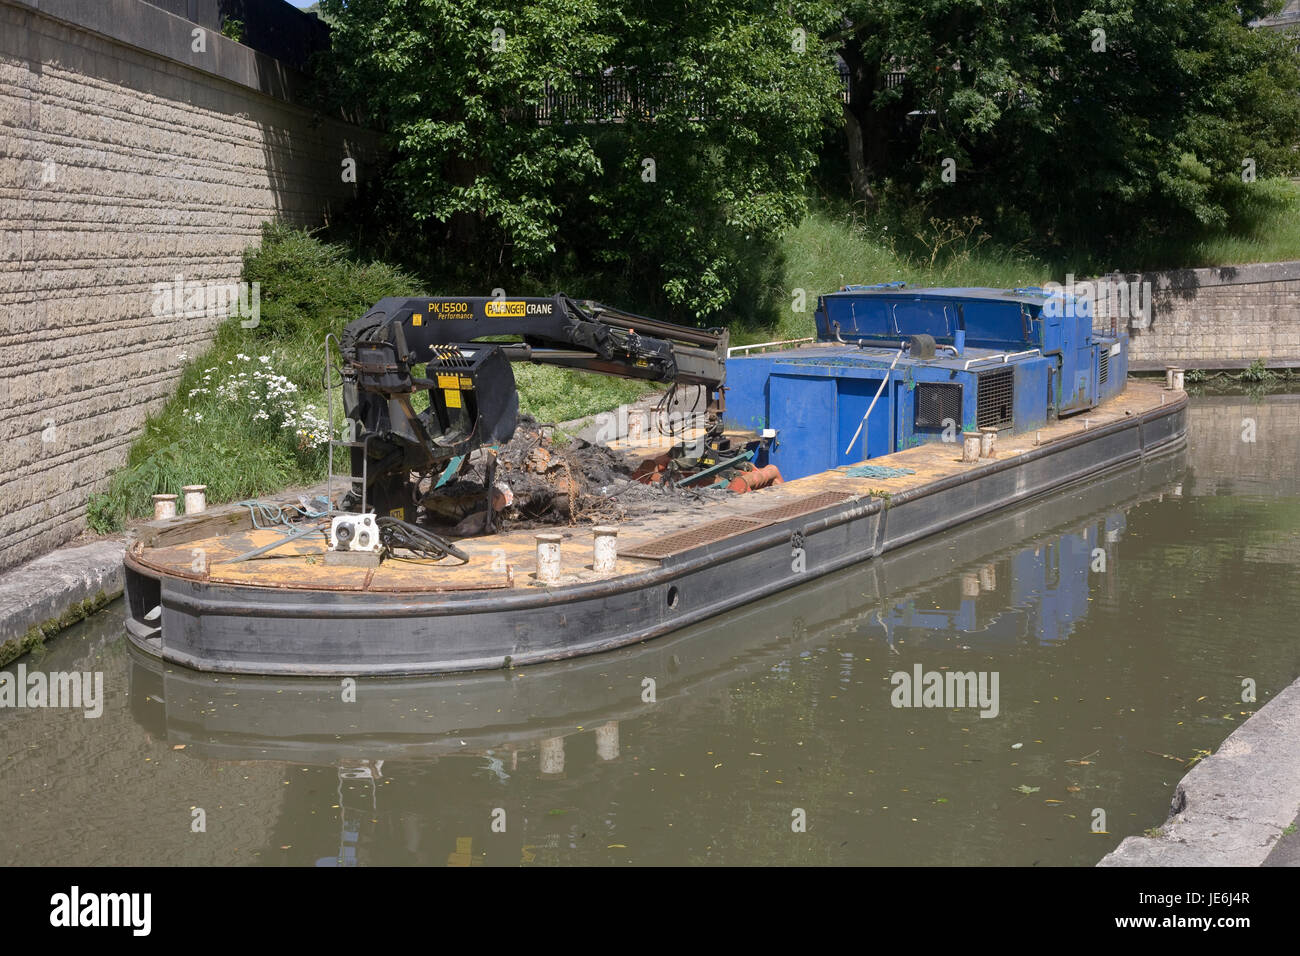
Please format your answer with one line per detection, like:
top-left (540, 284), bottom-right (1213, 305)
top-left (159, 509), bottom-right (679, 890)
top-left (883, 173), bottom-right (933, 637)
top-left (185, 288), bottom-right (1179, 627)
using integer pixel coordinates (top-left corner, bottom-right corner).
top-left (4, 392), bottom-right (1299, 865)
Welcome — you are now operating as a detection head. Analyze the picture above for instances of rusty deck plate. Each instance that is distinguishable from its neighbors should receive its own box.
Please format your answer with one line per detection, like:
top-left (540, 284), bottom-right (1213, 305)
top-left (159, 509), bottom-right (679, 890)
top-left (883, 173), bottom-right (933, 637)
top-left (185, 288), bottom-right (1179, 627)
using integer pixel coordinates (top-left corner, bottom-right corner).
top-left (620, 515), bottom-right (769, 560)
top-left (613, 491), bottom-right (863, 560)
top-left (747, 490), bottom-right (856, 522)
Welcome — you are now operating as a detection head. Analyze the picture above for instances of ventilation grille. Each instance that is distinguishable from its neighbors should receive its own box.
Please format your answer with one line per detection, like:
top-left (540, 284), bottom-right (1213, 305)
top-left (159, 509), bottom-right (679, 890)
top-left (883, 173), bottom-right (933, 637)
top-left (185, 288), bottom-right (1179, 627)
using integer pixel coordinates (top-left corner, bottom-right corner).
top-left (1099, 348), bottom-right (1109, 385)
top-left (915, 384), bottom-right (962, 430)
top-left (976, 368), bottom-right (1014, 430)
top-left (430, 346), bottom-right (473, 370)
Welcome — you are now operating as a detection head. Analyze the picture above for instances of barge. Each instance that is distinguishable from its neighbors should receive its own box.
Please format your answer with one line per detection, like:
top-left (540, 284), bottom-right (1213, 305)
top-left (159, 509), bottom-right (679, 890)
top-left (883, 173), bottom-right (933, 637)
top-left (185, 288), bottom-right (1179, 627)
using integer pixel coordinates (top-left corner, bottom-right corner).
top-left (126, 445), bottom-right (1188, 764)
top-left (123, 285), bottom-right (1188, 676)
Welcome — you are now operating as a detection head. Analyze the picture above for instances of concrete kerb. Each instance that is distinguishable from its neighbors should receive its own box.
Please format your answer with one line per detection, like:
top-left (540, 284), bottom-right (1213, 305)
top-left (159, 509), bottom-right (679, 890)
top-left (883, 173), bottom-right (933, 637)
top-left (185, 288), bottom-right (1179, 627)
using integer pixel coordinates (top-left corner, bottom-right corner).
top-left (1099, 675), bottom-right (1300, 867)
top-left (0, 539), bottom-right (127, 666)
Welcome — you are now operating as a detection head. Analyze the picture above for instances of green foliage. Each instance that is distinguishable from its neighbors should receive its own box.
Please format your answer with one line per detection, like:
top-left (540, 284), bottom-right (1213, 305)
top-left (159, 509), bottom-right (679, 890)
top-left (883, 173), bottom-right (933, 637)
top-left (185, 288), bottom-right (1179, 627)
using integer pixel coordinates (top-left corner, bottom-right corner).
top-left (87, 225), bottom-right (417, 532)
top-left (512, 364), bottom-right (654, 424)
top-left (835, 0), bottom-right (1300, 253)
top-left (320, 0), bottom-right (843, 318)
top-left (220, 17), bottom-right (245, 43)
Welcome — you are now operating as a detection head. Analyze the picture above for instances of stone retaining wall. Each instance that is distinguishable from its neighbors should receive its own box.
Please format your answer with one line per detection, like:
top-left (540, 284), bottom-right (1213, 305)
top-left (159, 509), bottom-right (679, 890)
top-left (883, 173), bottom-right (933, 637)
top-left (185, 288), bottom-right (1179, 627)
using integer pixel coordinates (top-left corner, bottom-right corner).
top-left (1091, 261), bottom-right (1300, 371)
top-left (0, 0), bottom-right (380, 570)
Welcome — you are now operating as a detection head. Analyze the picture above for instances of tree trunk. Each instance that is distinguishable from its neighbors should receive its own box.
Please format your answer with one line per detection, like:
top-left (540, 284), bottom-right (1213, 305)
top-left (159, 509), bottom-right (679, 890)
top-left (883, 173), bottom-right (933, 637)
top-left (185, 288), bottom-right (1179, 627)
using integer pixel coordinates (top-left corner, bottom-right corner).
top-left (840, 37), bottom-right (880, 208)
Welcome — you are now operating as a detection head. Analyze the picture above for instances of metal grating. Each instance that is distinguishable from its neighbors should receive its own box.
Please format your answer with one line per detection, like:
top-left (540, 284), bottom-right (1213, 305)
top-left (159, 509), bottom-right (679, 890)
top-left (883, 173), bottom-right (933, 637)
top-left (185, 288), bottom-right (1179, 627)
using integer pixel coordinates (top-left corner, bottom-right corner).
top-left (621, 516), bottom-right (769, 559)
top-left (915, 383), bottom-right (962, 430)
top-left (1099, 348), bottom-right (1109, 385)
top-left (976, 367), bottom-right (1014, 430)
top-left (749, 491), bottom-right (855, 523)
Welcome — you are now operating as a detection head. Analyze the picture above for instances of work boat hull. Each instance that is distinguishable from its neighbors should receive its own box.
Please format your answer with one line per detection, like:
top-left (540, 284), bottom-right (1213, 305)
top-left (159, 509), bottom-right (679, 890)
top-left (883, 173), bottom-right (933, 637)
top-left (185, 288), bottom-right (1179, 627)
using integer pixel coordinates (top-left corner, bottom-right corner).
top-left (123, 383), bottom-right (1187, 676)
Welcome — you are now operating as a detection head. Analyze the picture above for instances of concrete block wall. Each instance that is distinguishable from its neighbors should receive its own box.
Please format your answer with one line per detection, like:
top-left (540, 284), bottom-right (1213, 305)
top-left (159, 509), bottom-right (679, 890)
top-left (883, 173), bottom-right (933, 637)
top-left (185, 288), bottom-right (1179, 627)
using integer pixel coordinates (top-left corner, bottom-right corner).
top-left (1091, 262), bottom-right (1300, 371)
top-left (0, 0), bottom-right (380, 571)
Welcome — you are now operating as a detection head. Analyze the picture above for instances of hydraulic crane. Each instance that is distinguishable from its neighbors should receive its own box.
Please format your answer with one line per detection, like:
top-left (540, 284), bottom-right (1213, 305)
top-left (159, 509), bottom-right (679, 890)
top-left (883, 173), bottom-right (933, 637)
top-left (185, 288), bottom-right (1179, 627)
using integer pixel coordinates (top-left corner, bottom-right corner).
top-left (335, 294), bottom-right (729, 533)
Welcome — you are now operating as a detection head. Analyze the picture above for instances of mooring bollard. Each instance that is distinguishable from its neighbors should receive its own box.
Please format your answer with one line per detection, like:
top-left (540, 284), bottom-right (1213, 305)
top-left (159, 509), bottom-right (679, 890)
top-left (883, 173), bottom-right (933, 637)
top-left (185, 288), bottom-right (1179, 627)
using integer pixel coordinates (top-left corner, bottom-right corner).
top-left (962, 432), bottom-right (982, 462)
top-left (1165, 365), bottom-right (1185, 390)
top-left (539, 736), bottom-right (565, 776)
top-left (595, 721), bottom-right (620, 761)
top-left (152, 494), bottom-right (178, 521)
top-left (182, 484), bottom-right (207, 514)
top-left (592, 526), bottom-right (618, 574)
top-left (979, 427), bottom-right (998, 459)
top-left (535, 532), bottom-right (563, 584)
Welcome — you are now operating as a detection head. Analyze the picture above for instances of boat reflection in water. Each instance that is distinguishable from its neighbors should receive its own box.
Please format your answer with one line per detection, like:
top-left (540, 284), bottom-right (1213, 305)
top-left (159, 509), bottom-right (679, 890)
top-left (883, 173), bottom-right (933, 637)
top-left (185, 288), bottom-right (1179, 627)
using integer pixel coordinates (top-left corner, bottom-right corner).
top-left (127, 447), bottom-right (1187, 865)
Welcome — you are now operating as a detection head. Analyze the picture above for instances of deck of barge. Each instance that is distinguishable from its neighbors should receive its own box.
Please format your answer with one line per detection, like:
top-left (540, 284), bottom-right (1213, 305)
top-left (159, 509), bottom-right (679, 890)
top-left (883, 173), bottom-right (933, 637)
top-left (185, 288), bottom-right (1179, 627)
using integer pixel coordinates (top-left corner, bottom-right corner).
top-left (129, 380), bottom-right (1182, 594)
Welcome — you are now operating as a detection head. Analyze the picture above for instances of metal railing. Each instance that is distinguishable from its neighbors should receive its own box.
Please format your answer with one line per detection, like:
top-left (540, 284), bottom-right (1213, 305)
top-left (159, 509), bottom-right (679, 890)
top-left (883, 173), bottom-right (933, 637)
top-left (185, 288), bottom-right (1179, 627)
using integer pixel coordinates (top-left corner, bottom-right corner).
top-left (728, 337), bottom-right (816, 357)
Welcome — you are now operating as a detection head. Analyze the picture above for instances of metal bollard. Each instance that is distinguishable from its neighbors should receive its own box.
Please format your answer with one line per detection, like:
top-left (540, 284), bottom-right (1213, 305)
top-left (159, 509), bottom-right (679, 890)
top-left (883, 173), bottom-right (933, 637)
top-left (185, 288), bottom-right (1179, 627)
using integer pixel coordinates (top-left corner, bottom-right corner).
top-left (592, 526), bottom-right (618, 574)
top-left (1165, 365), bottom-right (1185, 390)
top-left (962, 432), bottom-right (982, 462)
top-left (978, 427), bottom-right (998, 459)
top-left (152, 494), bottom-right (178, 521)
top-left (182, 484), bottom-right (207, 514)
top-left (535, 533), bottom-right (563, 584)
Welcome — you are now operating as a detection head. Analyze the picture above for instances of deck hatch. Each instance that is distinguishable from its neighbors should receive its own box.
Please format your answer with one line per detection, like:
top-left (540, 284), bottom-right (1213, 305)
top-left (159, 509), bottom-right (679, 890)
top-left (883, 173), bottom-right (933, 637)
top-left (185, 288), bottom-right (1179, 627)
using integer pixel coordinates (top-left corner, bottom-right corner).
top-left (621, 516), bottom-right (770, 559)
top-left (748, 491), bottom-right (856, 522)
top-left (915, 383), bottom-right (962, 430)
top-left (976, 367), bottom-right (1014, 430)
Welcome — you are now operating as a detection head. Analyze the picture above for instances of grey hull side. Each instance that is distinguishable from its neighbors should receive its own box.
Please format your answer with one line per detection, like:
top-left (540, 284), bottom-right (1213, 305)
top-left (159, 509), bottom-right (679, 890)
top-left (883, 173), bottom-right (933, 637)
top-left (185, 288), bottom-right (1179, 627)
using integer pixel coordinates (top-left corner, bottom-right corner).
top-left (124, 397), bottom-right (1188, 676)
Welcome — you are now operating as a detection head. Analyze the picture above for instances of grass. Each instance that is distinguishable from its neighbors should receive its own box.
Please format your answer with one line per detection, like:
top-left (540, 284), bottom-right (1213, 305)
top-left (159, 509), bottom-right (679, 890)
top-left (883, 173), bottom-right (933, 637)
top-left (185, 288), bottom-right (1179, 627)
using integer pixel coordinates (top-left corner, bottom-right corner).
top-left (762, 208), bottom-right (1054, 344)
top-left (752, 177), bottom-right (1300, 345)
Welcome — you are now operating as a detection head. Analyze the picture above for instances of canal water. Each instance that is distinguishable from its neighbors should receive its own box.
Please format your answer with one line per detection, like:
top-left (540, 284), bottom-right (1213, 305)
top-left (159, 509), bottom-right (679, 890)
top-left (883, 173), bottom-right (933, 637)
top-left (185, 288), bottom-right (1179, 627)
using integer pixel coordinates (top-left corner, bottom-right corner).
top-left (2, 390), bottom-right (1297, 866)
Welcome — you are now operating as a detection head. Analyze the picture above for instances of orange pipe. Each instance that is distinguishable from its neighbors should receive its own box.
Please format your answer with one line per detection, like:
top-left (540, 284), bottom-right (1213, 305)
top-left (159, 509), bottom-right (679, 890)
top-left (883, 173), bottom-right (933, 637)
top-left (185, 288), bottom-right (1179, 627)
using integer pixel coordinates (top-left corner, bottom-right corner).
top-left (727, 464), bottom-right (784, 493)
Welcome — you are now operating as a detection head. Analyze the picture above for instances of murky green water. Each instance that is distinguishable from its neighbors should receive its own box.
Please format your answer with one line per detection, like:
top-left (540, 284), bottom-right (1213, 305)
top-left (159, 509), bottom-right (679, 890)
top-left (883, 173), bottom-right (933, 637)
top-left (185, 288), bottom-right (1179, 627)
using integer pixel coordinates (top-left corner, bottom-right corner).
top-left (2, 390), bottom-right (1298, 866)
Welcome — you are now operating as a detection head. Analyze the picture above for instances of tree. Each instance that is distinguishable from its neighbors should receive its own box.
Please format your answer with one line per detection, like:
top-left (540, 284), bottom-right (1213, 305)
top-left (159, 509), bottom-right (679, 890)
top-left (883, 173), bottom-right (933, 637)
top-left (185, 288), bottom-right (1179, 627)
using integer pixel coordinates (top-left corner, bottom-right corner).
top-left (833, 0), bottom-right (1300, 249)
top-left (321, 0), bottom-right (843, 318)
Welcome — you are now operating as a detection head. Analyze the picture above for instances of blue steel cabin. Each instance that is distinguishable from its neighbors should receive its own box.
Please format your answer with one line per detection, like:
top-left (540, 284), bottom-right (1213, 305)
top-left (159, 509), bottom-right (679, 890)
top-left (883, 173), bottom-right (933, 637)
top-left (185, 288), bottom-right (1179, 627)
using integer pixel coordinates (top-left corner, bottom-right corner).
top-left (723, 284), bottom-right (1128, 481)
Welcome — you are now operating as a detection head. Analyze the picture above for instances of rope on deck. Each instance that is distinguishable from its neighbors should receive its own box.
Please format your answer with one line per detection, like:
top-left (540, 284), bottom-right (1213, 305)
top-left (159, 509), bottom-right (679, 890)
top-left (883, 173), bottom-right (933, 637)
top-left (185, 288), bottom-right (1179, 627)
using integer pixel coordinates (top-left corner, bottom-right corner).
top-left (841, 464), bottom-right (916, 479)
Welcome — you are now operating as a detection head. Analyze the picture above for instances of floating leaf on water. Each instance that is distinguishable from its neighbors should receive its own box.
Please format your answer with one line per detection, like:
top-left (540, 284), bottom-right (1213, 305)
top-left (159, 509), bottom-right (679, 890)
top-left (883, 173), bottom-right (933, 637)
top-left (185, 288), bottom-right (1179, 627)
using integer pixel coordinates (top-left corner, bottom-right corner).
top-left (1014, 785), bottom-right (1040, 794)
